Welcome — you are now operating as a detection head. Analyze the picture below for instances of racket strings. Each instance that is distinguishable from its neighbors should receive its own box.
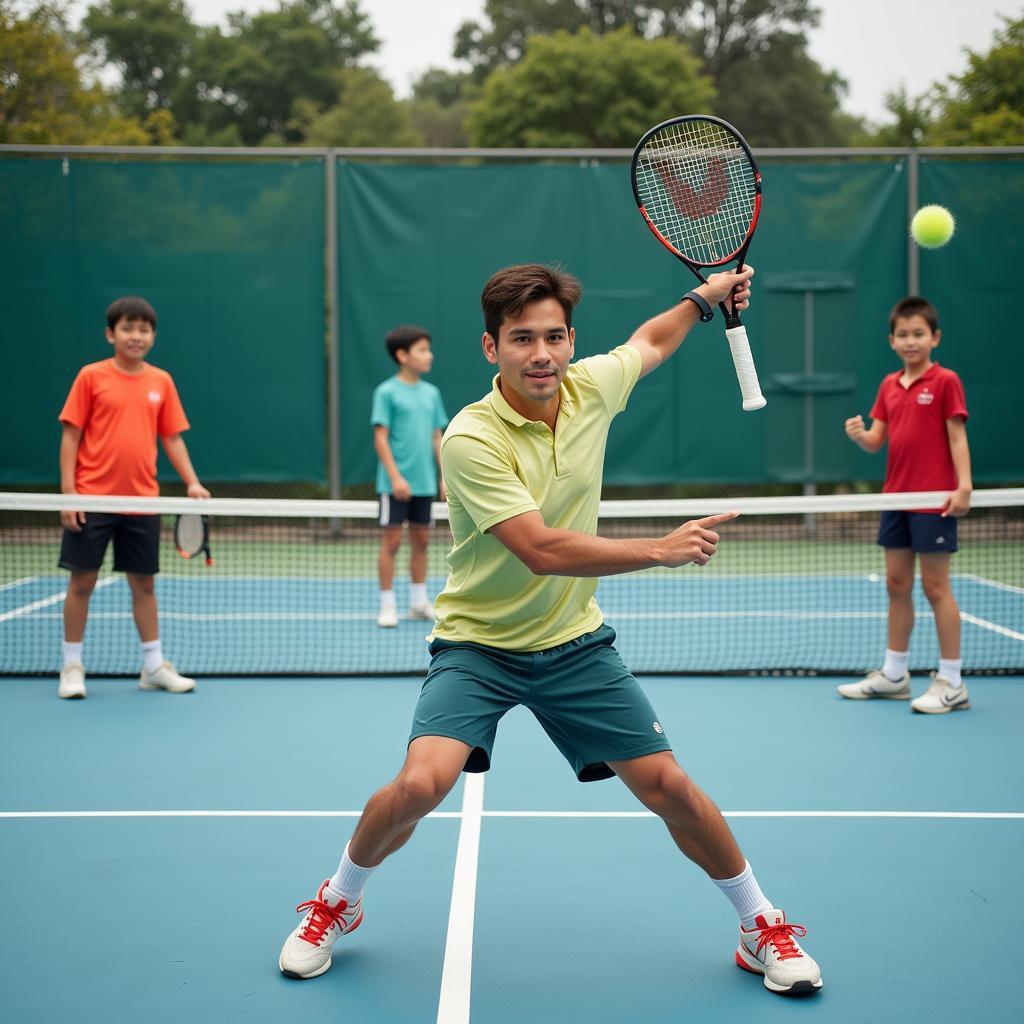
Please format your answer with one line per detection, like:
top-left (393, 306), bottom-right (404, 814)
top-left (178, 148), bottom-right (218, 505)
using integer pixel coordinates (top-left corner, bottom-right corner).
top-left (635, 120), bottom-right (758, 265)
top-left (176, 514), bottom-right (205, 556)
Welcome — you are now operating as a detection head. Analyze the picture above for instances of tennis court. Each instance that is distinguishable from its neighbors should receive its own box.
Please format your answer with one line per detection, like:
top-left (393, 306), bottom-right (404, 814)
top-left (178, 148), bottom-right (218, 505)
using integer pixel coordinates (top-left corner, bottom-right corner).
top-left (2, 489), bottom-right (1023, 1022)
top-left (2, 671), bottom-right (1022, 1023)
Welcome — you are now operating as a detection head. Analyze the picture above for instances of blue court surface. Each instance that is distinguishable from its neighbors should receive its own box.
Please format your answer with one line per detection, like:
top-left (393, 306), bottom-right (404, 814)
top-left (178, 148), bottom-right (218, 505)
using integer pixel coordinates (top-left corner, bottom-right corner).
top-left (2, 673), bottom-right (1022, 1024)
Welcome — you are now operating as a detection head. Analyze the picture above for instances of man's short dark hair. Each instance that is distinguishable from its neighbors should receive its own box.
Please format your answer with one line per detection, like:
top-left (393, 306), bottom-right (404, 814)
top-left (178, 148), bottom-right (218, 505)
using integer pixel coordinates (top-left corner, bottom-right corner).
top-left (481, 264), bottom-right (582, 343)
top-left (889, 296), bottom-right (939, 333)
top-left (386, 325), bottom-right (431, 364)
top-left (107, 296), bottom-right (157, 330)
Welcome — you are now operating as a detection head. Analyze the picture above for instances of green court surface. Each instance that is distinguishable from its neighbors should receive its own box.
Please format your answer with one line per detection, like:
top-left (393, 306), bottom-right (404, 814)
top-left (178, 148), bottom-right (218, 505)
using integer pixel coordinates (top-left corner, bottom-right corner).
top-left (1, 675), bottom-right (1022, 1023)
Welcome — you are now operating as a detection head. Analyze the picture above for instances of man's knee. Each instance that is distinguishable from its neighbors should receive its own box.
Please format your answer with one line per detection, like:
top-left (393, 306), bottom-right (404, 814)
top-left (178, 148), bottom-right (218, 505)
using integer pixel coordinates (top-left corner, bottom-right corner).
top-left (393, 765), bottom-right (458, 817)
top-left (67, 571), bottom-right (98, 598)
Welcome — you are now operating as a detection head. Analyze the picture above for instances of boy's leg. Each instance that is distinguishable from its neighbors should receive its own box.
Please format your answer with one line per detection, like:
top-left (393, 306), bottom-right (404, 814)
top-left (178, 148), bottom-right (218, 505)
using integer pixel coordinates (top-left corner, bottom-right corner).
top-left (408, 522), bottom-right (433, 618)
top-left (126, 572), bottom-right (158, 643)
top-left (611, 752), bottom-right (822, 994)
top-left (885, 546), bottom-right (916, 652)
top-left (377, 526), bottom-right (403, 627)
top-left (918, 552), bottom-right (960, 660)
top-left (279, 736), bottom-right (470, 979)
top-left (63, 569), bottom-right (99, 644)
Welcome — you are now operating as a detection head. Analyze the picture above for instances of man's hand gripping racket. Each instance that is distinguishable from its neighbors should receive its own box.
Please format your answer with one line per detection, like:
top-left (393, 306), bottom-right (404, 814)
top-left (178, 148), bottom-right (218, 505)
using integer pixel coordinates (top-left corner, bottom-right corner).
top-left (631, 114), bottom-right (766, 411)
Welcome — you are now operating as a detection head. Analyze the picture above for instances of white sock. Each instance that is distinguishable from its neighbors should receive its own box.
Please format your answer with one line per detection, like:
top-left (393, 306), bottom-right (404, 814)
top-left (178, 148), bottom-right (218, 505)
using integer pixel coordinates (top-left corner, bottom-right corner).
top-left (327, 843), bottom-right (377, 902)
top-left (713, 861), bottom-right (773, 930)
top-left (409, 582), bottom-right (428, 606)
top-left (379, 589), bottom-right (396, 610)
top-left (141, 640), bottom-right (163, 674)
top-left (882, 648), bottom-right (909, 682)
top-left (939, 658), bottom-right (963, 688)
top-left (62, 641), bottom-right (84, 669)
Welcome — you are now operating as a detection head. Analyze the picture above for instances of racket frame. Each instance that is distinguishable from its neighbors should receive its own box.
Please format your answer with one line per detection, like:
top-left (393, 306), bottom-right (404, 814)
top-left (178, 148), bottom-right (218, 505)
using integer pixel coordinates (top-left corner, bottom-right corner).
top-left (174, 513), bottom-right (213, 566)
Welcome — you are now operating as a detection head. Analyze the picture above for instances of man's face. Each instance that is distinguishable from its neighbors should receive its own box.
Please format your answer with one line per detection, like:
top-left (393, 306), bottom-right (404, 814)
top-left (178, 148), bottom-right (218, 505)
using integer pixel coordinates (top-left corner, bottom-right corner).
top-left (398, 337), bottom-right (433, 375)
top-left (106, 316), bottom-right (155, 363)
top-left (483, 297), bottom-right (574, 409)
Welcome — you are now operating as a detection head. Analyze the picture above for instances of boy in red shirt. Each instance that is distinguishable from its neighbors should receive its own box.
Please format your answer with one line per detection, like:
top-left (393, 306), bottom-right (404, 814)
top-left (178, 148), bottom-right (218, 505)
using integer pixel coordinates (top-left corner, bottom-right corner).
top-left (839, 296), bottom-right (972, 713)
top-left (57, 297), bottom-right (210, 700)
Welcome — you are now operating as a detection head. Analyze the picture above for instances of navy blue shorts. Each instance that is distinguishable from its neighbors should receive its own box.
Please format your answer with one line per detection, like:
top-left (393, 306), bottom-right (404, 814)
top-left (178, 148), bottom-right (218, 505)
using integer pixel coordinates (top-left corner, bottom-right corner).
top-left (378, 494), bottom-right (434, 528)
top-left (877, 510), bottom-right (958, 553)
top-left (59, 513), bottom-right (161, 574)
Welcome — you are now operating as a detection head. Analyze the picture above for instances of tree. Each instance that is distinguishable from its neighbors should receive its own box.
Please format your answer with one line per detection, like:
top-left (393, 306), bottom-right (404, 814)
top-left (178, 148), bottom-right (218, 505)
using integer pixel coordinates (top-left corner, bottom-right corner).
top-left (81, 0), bottom-right (196, 117)
top-left (925, 15), bottom-right (1024, 145)
top-left (454, 1), bottom-right (851, 146)
top-left (185, 0), bottom-right (380, 145)
top-left (407, 68), bottom-right (475, 147)
top-left (467, 27), bottom-right (715, 148)
top-left (0, 1), bottom-right (160, 143)
top-left (295, 67), bottom-right (422, 147)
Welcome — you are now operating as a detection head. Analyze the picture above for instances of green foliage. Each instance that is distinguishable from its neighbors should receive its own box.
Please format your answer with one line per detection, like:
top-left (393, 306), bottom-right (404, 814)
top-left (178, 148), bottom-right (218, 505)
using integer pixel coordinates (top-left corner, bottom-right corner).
top-left (925, 16), bottom-right (1024, 145)
top-left (297, 67), bottom-right (422, 147)
top-left (0, 1), bottom-right (161, 143)
top-left (81, 0), bottom-right (195, 117)
top-left (467, 27), bottom-right (714, 148)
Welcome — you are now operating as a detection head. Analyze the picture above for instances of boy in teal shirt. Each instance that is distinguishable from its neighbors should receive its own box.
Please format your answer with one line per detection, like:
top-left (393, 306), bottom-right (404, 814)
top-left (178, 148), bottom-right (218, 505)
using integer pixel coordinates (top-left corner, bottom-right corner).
top-left (370, 325), bottom-right (448, 627)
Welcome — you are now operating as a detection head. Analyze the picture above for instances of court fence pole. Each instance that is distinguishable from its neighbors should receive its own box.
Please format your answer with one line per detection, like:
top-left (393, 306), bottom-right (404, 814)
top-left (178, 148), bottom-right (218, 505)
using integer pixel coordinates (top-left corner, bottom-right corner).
top-left (325, 151), bottom-right (341, 501)
top-left (907, 148), bottom-right (920, 296)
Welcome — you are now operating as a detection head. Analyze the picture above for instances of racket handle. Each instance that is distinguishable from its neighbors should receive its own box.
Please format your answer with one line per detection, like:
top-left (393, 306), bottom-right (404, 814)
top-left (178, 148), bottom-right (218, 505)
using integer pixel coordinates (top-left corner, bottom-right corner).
top-left (725, 325), bottom-right (767, 411)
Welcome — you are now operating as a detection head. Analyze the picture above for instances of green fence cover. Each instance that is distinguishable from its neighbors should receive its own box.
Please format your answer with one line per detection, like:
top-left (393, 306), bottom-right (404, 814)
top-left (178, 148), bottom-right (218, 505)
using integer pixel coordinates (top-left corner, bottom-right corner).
top-left (0, 158), bottom-right (326, 484)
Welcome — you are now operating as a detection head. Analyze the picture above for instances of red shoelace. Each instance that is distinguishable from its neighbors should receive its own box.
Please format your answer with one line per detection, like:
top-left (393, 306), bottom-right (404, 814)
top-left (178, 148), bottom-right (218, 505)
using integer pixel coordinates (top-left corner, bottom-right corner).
top-left (754, 921), bottom-right (808, 962)
top-left (295, 895), bottom-right (347, 946)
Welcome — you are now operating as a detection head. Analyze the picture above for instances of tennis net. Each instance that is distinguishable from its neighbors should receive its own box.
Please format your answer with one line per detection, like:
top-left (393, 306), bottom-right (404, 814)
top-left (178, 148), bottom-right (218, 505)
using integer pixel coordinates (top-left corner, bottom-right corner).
top-left (2, 490), bottom-right (1021, 677)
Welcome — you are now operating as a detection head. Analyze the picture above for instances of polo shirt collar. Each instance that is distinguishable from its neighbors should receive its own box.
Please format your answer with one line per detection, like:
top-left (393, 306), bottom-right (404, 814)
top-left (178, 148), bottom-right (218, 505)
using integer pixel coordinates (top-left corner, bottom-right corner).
top-left (902, 361), bottom-right (941, 388)
top-left (487, 373), bottom-right (577, 426)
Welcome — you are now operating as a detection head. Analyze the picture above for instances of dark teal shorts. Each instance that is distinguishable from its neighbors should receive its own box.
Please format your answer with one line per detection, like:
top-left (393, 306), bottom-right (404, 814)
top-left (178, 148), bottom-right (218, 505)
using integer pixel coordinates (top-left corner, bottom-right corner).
top-left (409, 625), bottom-right (672, 782)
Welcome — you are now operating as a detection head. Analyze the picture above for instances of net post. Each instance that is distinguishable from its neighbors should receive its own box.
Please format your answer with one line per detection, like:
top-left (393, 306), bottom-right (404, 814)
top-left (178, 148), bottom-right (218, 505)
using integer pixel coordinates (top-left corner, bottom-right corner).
top-left (907, 148), bottom-right (920, 295)
top-left (325, 151), bottom-right (343, 537)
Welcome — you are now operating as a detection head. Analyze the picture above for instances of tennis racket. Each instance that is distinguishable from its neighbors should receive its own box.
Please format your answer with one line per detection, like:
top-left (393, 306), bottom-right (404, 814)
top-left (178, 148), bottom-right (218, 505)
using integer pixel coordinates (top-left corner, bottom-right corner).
top-left (174, 513), bottom-right (213, 566)
top-left (630, 114), bottom-right (766, 411)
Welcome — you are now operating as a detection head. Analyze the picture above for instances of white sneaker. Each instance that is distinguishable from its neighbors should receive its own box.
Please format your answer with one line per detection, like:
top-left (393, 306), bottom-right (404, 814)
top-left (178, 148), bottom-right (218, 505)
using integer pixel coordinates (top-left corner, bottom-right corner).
top-left (911, 673), bottom-right (970, 714)
top-left (139, 661), bottom-right (196, 693)
top-left (279, 880), bottom-right (364, 979)
top-left (837, 669), bottom-right (910, 700)
top-left (409, 601), bottom-right (435, 621)
top-left (377, 605), bottom-right (398, 628)
top-left (736, 909), bottom-right (823, 995)
top-left (58, 663), bottom-right (87, 699)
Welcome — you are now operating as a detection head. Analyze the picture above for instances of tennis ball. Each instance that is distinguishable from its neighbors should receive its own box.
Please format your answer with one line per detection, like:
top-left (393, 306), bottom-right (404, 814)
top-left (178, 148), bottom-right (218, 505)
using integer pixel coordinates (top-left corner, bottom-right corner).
top-left (910, 205), bottom-right (955, 248)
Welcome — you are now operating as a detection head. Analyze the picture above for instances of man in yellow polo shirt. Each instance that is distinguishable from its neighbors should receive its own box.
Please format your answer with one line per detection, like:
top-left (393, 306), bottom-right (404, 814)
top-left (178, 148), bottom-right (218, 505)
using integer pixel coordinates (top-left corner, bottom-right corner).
top-left (279, 264), bottom-right (822, 997)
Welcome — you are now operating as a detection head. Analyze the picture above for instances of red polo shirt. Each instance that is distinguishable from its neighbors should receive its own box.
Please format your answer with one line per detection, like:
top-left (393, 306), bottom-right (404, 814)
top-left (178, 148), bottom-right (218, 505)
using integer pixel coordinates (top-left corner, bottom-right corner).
top-left (870, 362), bottom-right (967, 505)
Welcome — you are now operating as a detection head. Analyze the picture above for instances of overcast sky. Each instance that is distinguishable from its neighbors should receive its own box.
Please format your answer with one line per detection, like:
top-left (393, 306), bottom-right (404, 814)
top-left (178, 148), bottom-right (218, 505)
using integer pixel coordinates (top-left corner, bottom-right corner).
top-left (71, 0), bottom-right (1020, 122)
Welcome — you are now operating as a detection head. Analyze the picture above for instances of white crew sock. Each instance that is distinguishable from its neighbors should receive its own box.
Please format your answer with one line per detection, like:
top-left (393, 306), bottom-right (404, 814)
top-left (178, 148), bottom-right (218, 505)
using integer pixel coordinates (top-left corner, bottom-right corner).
top-left (62, 641), bottom-right (84, 669)
top-left (379, 589), bottom-right (396, 610)
top-left (882, 648), bottom-right (909, 682)
top-left (939, 658), bottom-right (963, 688)
top-left (712, 861), bottom-right (773, 930)
top-left (141, 640), bottom-right (164, 674)
top-left (409, 582), bottom-right (428, 607)
top-left (327, 843), bottom-right (377, 903)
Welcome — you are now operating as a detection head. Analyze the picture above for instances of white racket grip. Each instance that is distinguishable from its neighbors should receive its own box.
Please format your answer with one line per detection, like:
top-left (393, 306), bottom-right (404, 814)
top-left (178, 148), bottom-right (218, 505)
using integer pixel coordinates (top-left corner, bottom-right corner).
top-left (725, 325), bottom-right (767, 411)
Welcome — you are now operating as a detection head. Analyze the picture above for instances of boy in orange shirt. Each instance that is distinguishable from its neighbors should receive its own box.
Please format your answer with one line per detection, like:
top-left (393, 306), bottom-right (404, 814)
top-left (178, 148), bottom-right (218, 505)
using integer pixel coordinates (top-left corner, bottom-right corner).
top-left (57, 296), bottom-right (209, 700)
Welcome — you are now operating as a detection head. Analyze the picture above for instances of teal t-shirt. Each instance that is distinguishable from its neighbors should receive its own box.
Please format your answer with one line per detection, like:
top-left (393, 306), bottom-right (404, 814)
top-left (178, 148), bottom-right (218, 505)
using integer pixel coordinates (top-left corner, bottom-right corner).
top-left (371, 376), bottom-right (449, 495)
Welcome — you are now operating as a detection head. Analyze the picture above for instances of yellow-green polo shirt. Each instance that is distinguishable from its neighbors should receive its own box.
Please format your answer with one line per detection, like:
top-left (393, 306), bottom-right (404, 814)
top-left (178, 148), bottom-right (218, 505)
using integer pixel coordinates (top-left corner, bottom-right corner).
top-left (433, 344), bottom-right (642, 650)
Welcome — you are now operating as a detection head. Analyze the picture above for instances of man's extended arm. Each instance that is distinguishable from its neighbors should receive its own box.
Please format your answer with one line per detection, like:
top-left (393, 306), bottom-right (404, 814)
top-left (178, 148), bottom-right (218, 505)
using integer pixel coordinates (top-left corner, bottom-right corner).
top-left (627, 267), bottom-right (754, 378)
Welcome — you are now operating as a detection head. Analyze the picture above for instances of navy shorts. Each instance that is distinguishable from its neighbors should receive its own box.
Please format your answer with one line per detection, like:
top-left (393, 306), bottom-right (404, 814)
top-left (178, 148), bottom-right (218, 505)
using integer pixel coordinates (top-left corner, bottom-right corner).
top-left (409, 625), bottom-right (672, 783)
top-left (378, 494), bottom-right (434, 528)
top-left (877, 510), bottom-right (958, 554)
top-left (59, 513), bottom-right (161, 574)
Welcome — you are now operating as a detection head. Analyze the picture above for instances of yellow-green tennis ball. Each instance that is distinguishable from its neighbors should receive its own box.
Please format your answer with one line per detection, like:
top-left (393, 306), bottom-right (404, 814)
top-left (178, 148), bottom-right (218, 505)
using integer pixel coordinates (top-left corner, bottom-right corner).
top-left (910, 205), bottom-right (955, 248)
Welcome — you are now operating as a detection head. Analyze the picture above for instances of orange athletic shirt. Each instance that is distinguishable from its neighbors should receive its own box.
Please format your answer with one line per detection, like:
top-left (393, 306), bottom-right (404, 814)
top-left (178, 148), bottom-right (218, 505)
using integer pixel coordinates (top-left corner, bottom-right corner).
top-left (59, 359), bottom-right (190, 496)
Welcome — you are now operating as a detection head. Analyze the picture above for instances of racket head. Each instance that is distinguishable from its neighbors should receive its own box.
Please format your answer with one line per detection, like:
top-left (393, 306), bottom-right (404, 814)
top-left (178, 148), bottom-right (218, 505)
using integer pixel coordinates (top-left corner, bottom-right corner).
top-left (630, 115), bottom-right (762, 269)
top-left (174, 513), bottom-right (208, 560)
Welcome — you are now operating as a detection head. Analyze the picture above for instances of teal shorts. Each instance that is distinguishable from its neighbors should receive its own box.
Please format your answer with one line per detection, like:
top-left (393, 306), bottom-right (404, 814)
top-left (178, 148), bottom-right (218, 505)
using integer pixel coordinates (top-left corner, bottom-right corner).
top-left (409, 625), bottom-right (672, 782)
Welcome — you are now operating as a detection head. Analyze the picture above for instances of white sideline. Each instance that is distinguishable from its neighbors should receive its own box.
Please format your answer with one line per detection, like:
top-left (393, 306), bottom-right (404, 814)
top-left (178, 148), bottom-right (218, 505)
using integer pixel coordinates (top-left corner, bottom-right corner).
top-left (0, 576), bottom-right (117, 622)
top-left (437, 773), bottom-right (485, 1024)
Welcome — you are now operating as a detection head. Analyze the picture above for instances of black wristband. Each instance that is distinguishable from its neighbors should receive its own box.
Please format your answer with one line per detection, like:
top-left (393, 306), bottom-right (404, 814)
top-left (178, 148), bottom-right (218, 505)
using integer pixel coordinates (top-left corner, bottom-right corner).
top-left (681, 290), bottom-right (714, 322)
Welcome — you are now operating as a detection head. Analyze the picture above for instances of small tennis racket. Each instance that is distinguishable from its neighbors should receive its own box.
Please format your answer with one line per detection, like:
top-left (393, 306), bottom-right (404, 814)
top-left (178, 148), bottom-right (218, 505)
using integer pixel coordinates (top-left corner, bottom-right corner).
top-left (174, 513), bottom-right (213, 566)
top-left (630, 114), bottom-right (766, 411)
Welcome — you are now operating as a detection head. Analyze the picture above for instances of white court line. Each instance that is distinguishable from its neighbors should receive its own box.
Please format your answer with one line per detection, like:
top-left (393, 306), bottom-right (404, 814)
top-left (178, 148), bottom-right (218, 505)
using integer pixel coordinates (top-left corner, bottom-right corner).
top-left (961, 612), bottom-right (1024, 642)
top-left (2, 808), bottom-right (1021, 820)
top-left (960, 572), bottom-right (1024, 596)
top-left (1, 576), bottom-right (37, 592)
top-left (605, 610), bottom-right (885, 619)
top-left (437, 773), bottom-right (485, 1024)
top-left (0, 576), bottom-right (117, 622)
